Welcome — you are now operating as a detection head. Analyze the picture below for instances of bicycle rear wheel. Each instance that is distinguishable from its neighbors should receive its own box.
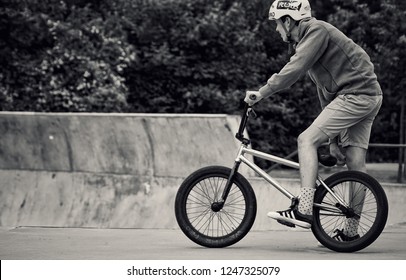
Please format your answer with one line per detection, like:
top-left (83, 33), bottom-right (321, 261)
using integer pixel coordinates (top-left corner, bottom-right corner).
top-left (175, 166), bottom-right (256, 248)
top-left (312, 171), bottom-right (388, 252)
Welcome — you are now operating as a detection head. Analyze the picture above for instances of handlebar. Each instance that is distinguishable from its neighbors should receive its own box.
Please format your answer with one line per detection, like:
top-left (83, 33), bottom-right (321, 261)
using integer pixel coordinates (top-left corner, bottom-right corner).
top-left (235, 103), bottom-right (257, 144)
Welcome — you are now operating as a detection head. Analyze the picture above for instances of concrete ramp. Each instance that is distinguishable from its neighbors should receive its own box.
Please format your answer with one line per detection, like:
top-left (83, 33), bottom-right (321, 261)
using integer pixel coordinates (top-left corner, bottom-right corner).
top-left (0, 112), bottom-right (250, 176)
top-left (0, 112), bottom-right (252, 228)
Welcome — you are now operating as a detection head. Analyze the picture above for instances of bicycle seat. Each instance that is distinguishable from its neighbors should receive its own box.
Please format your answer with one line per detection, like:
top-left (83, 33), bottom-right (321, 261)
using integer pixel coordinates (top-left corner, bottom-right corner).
top-left (318, 153), bottom-right (337, 167)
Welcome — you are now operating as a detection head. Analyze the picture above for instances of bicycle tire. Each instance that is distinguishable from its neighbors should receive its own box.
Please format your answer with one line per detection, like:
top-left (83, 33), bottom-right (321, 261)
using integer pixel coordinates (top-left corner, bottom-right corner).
top-left (312, 170), bottom-right (388, 252)
top-left (175, 166), bottom-right (257, 248)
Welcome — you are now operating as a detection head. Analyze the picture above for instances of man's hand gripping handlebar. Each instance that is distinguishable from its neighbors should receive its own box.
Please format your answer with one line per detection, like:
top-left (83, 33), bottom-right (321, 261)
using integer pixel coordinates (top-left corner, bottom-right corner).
top-left (244, 90), bottom-right (263, 106)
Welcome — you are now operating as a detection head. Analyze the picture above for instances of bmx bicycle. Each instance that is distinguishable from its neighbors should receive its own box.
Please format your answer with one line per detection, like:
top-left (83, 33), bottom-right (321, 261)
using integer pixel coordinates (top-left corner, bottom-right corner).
top-left (175, 97), bottom-right (388, 253)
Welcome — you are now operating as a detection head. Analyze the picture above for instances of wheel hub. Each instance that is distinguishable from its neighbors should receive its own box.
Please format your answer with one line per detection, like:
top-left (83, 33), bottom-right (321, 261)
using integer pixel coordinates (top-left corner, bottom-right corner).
top-left (211, 201), bottom-right (224, 212)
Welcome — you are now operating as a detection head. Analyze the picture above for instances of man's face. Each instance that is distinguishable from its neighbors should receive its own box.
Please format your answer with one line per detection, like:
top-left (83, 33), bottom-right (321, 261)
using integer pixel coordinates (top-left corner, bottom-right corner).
top-left (274, 19), bottom-right (289, 42)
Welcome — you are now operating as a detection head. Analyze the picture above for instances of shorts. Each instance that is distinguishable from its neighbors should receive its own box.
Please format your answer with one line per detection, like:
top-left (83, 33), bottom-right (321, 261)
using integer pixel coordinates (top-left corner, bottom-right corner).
top-left (312, 94), bottom-right (383, 149)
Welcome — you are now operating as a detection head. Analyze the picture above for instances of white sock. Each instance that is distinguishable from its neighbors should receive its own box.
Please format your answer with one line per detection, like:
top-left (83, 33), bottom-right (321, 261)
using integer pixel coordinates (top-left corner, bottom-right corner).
top-left (298, 187), bottom-right (316, 215)
top-left (344, 218), bottom-right (359, 237)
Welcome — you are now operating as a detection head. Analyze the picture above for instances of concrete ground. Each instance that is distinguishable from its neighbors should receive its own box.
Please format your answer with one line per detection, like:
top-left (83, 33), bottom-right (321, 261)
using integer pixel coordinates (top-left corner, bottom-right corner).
top-left (1, 223), bottom-right (405, 260)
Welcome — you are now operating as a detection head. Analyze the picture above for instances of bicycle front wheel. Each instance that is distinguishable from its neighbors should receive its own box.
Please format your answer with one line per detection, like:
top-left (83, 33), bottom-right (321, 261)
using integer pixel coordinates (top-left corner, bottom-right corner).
top-left (312, 171), bottom-right (388, 252)
top-left (175, 166), bottom-right (257, 248)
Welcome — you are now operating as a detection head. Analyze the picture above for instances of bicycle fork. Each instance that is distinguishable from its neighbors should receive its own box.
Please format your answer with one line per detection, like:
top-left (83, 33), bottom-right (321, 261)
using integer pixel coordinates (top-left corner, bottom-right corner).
top-left (211, 160), bottom-right (242, 212)
top-left (211, 145), bottom-right (246, 212)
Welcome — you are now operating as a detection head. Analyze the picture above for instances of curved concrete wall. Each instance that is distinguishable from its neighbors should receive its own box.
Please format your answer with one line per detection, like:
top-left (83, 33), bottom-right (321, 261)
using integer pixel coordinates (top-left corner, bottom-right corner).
top-left (0, 112), bottom-right (251, 176)
top-left (0, 112), bottom-right (254, 228)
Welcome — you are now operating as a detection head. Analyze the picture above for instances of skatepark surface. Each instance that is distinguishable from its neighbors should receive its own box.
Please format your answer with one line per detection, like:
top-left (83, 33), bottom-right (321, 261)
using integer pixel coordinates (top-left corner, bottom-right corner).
top-left (1, 223), bottom-right (405, 260)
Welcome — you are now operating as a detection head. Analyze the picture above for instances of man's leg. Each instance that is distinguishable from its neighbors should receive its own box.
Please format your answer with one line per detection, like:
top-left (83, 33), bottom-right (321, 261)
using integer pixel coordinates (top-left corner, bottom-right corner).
top-left (345, 146), bottom-right (367, 172)
top-left (267, 124), bottom-right (329, 229)
top-left (267, 94), bottom-right (380, 229)
top-left (297, 125), bottom-right (329, 215)
top-left (343, 146), bottom-right (368, 237)
top-left (337, 94), bottom-right (382, 238)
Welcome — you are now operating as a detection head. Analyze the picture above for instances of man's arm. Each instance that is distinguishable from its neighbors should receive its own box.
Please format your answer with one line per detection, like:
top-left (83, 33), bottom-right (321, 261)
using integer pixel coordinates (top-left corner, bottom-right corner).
top-left (259, 24), bottom-right (330, 98)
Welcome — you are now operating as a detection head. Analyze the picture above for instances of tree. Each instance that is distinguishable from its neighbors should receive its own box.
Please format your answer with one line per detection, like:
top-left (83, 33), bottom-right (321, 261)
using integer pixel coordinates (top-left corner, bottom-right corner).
top-left (0, 0), bottom-right (134, 112)
top-left (123, 0), bottom-right (270, 114)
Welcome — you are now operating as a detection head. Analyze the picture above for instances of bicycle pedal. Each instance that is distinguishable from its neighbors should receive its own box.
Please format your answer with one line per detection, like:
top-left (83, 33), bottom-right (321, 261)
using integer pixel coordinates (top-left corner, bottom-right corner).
top-left (277, 220), bottom-right (296, 228)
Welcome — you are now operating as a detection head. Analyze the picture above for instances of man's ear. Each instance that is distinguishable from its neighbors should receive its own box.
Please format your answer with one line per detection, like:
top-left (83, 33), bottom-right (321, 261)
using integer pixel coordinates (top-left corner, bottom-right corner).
top-left (284, 16), bottom-right (292, 29)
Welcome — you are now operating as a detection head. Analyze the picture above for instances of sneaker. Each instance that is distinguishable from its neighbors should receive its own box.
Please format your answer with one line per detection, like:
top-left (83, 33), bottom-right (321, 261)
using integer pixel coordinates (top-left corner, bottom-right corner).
top-left (267, 207), bottom-right (312, 229)
top-left (332, 229), bottom-right (360, 242)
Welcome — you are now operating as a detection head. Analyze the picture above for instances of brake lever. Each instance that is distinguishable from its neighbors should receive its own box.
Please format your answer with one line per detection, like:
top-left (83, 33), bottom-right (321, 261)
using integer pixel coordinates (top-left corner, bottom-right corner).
top-left (247, 108), bottom-right (257, 119)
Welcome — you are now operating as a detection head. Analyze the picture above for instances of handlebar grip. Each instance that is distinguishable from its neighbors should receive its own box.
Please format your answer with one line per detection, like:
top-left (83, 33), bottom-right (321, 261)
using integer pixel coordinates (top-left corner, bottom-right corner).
top-left (249, 94), bottom-right (257, 101)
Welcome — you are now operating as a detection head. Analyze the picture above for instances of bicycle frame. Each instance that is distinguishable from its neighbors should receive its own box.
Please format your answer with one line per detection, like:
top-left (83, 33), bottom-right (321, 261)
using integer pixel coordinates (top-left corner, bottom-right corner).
top-left (232, 144), bottom-right (348, 207)
top-left (219, 104), bottom-right (349, 210)
top-left (236, 145), bottom-right (298, 200)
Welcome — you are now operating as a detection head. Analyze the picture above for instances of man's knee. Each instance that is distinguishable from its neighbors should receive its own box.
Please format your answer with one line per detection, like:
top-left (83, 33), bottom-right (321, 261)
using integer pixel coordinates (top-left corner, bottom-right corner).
top-left (297, 128), bottom-right (328, 149)
top-left (346, 157), bottom-right (366, 171)
top-left (345, 147), bottom-right (367, 171)
top-left (298, 132), bottom-right (311, 149)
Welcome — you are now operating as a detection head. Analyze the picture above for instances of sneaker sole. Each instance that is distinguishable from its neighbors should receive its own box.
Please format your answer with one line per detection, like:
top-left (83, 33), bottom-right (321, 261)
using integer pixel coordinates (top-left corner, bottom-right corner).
top-left (267, 212), bottom-right (311, 229)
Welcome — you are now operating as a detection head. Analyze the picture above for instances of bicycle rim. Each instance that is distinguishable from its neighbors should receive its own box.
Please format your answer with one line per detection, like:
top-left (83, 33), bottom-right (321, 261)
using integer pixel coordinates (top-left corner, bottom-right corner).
top-left (175, 166), bottom-right (256, 248)
top-left (313, 171), bottom-right (388, 252)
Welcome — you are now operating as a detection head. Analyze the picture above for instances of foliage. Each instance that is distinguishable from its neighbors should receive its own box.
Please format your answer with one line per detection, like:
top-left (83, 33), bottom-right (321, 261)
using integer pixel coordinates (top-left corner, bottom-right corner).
top-left (0, 0), bottom-right (133, 112)
top-left (123, 0), bottom-right (270, 114)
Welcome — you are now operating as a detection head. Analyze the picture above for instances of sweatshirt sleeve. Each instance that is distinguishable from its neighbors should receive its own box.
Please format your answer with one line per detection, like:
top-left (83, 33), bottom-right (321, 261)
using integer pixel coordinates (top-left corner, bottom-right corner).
top-left (260, 24), bottom-right (330, 98)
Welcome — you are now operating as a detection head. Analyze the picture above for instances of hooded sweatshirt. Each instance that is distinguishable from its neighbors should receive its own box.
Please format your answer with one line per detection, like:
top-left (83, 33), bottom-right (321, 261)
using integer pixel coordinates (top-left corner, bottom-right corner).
top-left (261, 17), bottom-right (382, 108)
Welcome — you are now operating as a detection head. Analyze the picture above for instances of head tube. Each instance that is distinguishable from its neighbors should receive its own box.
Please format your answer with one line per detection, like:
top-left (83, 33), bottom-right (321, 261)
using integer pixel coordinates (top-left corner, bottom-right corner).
top-left (235, 104), bottom-right (255, 144)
